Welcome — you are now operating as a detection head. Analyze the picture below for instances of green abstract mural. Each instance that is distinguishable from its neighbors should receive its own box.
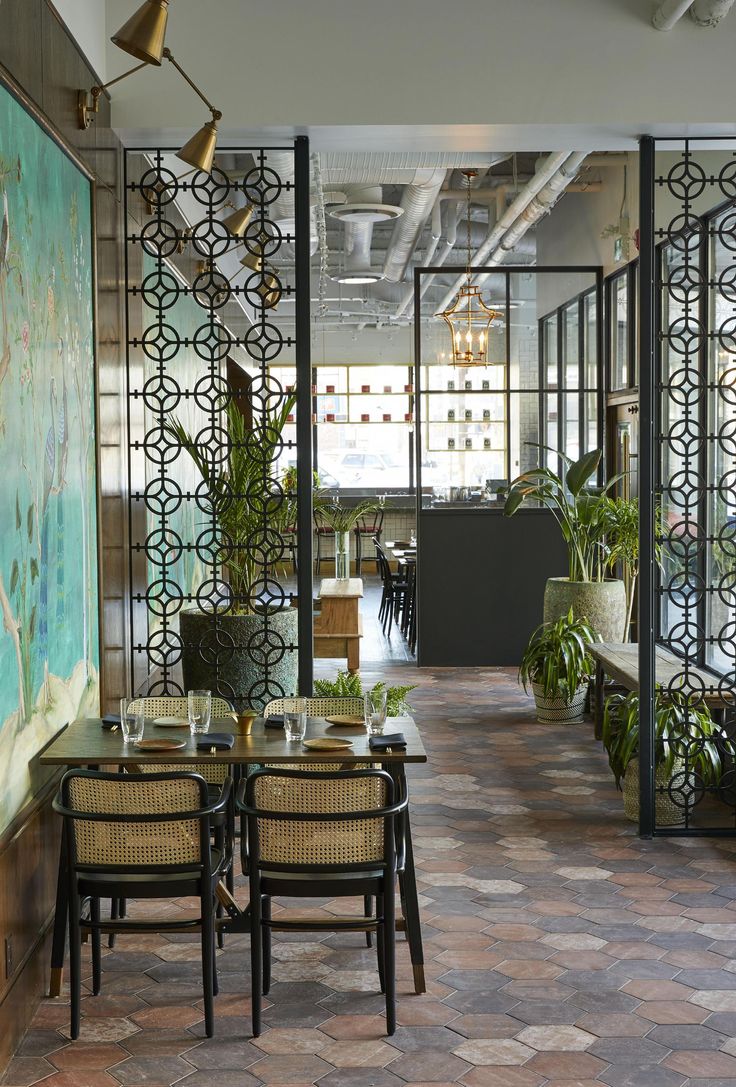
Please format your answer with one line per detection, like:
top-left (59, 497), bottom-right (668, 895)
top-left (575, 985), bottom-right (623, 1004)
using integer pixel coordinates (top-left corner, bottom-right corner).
top-left (0, 83), bottom-right (99, 833)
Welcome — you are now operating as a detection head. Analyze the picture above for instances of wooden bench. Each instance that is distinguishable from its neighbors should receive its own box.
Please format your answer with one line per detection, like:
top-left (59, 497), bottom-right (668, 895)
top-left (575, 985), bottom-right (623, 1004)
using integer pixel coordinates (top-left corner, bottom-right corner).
top-left (313, 577), bottom-right (363, 673)
top-left (590, 642), bottom-right (730, 739)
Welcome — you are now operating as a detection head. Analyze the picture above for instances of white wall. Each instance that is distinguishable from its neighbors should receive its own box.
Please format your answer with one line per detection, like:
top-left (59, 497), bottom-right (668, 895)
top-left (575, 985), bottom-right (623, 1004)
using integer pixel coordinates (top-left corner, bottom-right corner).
top-left (105, 0), bottom-right (736, 147)
top-left (54, 0), bottom-right (107, 80)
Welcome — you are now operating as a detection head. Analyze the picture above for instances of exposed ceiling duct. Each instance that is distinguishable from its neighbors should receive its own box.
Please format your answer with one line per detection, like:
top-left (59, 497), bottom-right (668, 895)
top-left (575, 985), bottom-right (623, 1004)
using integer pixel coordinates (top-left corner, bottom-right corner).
top-left (333, 220), bottom-right (383, 284)
top-left (434, 152), bottom-right (587, 314)
top-left (652, 0), bottom-right (734, 28)
top-left (319, 152), bottom-right (511, 187)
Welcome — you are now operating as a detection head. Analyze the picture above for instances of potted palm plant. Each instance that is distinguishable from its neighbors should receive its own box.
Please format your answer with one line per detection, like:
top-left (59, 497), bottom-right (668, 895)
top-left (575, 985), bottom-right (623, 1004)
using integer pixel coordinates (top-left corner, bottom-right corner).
top-left (519, 608), bottom-right (598, 724)
top-left (165, 393), bottom-right (297, 710)
top-left (504, 446), bottom-right (626, 642)
top-left (602, 689), bottom-right (729, 825)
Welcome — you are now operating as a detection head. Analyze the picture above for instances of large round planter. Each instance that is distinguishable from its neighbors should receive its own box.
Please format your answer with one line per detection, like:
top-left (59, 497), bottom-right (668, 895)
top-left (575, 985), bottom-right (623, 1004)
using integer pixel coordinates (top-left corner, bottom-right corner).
top-left (621, 761), bottom-right (688, 826)
top-left (179, 608), bottom-right (298, 712)
top-left (544, 577), bottom-right (627, 642)
top-left (531, 681), bottom-right (587, 725)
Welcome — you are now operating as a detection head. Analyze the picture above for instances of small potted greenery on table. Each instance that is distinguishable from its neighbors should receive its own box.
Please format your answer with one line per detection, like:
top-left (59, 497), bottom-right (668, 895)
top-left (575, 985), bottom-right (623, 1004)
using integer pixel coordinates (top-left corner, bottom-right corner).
top-left (519, 608), bottom-right (598, 724)
top-left (602, 688), bottom-right (730, 825)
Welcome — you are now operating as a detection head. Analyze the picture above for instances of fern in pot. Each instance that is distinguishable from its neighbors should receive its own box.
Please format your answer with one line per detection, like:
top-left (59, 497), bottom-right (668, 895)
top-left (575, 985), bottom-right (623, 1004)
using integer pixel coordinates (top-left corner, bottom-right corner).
top-left (602, 689), bottom-right (730, 825)
top-left (519, 608), bottom-right (597, 724)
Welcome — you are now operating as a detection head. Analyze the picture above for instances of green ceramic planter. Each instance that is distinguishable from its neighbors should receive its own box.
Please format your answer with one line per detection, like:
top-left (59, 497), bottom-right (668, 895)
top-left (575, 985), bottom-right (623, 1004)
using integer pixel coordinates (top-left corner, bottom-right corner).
top-left (180, 607), bottom-right (298, 712)
top-left (543, 577), bottom-right (627, 643)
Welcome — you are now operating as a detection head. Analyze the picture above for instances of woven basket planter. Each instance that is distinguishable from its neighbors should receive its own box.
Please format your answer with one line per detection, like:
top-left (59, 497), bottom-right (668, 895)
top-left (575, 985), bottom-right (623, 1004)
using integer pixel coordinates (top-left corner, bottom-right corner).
top-left (531, 682), bottom-right (587, 725)
top-left (622, 761), bottom-right (688, 826)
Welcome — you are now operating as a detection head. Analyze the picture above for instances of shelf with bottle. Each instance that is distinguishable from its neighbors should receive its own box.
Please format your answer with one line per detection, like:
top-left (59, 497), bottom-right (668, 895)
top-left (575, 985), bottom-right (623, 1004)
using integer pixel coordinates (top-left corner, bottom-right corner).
top-left (430, 439), bottom-right (505, 453)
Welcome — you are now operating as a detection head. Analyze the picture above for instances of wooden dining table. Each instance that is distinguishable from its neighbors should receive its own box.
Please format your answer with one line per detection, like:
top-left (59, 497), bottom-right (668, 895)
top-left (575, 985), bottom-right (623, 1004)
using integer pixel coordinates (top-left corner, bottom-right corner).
top-left (40, 713), bottom-right (427, 997)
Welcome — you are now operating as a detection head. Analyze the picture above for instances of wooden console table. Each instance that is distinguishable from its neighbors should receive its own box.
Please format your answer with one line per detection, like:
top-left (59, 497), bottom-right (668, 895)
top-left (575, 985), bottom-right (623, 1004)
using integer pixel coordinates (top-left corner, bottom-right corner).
top-left (314, 577), bottom-right (363, 672)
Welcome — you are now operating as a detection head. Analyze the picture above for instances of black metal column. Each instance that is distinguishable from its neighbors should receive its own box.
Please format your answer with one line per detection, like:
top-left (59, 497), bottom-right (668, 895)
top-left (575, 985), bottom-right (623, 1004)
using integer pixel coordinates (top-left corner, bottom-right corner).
top-left (638, 135), bottom-right (656, 839)
top-left (294, 134), bottom-right (313, 693)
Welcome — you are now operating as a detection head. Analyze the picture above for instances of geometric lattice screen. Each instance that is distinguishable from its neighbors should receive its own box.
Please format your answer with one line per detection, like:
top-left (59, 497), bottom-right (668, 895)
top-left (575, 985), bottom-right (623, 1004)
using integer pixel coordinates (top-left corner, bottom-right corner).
top-left (645, 138), bottom-right (736, 832)
top-left (124, 147), bottom-right (305, 710)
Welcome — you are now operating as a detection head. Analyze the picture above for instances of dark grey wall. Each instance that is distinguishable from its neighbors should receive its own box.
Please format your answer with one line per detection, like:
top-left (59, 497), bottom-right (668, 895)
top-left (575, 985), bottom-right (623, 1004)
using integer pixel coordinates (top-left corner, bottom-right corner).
top-left (417, 508), bottom-right (568, 666)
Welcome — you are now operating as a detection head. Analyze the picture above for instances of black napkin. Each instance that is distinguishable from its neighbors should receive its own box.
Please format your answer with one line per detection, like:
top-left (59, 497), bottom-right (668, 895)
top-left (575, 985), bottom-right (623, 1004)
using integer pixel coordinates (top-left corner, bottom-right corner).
top-left (368, 732), bottom-right (406, 751)
top-left (196, 733), bottom-right (235, 751)
top-left (264, 715), bottom-right (285, 729)
top-left (101, 714), bottom-right (120, 729)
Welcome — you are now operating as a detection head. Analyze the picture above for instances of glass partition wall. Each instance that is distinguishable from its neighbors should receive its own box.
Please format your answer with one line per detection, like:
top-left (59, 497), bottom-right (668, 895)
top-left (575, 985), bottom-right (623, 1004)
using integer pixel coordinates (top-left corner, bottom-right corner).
top-left (415, 267), bottom-right (603, 507)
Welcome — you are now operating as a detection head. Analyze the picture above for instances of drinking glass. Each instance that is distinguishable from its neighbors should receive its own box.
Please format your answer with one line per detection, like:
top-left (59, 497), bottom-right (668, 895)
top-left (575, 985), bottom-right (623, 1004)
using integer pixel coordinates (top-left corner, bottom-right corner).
top-left (284, 697), bottom-right (307, 741)
top-left (188, 689), bottom-right (212, 735)
top-left (366, 688), bottom-right (387, 736)
top-left (119, 697), bottom-right (144, 744)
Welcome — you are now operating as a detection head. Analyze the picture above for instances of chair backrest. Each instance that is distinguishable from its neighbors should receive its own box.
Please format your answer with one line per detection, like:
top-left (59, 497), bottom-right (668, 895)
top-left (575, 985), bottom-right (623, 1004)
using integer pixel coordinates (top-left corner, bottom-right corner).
top-left (356, 509), bottom-right (384, 534)
top-left (373, 539), bottom-right (391, 584)
top-left (128, 696), bottom-right (235, 783)
top-left (59, 770), bottom-right (210, 869)
top-left (263, 696), bottom-right (365, 718)
top-left (244, 768), bottom-right (394, 868)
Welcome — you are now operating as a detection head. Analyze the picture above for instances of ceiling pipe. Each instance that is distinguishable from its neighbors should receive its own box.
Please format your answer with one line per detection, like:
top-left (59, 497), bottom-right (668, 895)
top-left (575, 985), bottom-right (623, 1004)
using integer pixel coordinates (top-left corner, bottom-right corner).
top-left (652, 0), bottom-right (694, 29)
top-left (393, 198), bottom-right (445, 318)
top-left (690, 0), bottom-right (735, 23)
top-left (381, 166), bottom-right (449, 283)
top-left (433, 151), bottom-right (575, 314)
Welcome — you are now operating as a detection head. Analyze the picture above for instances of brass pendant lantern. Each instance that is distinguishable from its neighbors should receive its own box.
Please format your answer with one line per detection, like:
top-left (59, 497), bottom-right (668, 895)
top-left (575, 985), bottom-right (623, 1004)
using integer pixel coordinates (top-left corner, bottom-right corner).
top-left (436, 170), bottom-right (500, 367)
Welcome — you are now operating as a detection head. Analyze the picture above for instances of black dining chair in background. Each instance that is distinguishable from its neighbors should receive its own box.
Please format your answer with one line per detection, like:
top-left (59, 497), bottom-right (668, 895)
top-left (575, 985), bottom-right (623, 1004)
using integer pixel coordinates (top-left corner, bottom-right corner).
top-left (354, 508), bottom-right (384, 576)
top-left (374, 538), bottom-right (410, 636)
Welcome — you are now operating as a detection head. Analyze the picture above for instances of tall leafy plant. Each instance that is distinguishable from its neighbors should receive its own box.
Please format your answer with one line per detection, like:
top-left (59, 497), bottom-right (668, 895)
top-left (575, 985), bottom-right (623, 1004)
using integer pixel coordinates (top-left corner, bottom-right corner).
top-left (504, 446), bottom-right (620, 582)
top-left (165, 392), bottom-right (296, 615)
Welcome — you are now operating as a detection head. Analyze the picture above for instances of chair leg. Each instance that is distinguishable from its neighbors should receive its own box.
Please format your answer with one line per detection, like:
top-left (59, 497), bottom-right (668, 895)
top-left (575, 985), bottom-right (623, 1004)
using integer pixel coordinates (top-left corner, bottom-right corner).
top-left (108, 897), bottom-right (118, 949)
top-left (364, 894), bottom-right (373, 947)
top-left (90, 898), bottom-right (101, 996)
top-left (216, 897), bottom-right (225, 950)
top-left (201, 892), bottom-right (215, 1038)
top-left (376, 894), bottom-right (385, 994)
top-left (355, 529), bottom-right (362, 577)
top-left (68, 889), bottom-right (82, 1040)
top-left (262, 896), bottom-right (271, 996)
top-left (384, 882), bottom-right (396, 1035)
top-left (250, 889), bottom-right (262, 1037)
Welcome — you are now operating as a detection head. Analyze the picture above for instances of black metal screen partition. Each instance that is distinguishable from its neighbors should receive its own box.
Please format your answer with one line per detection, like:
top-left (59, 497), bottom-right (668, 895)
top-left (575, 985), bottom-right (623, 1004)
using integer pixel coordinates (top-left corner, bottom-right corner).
top-left (124, 138), bottom-right (312, 709)
top-left (639, 135), bottom-right (736, 835)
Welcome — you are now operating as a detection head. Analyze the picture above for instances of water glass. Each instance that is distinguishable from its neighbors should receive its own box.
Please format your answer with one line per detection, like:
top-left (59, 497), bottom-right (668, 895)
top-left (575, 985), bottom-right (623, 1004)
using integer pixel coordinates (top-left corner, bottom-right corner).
top-left (119, 698), bottom-right (144, 744)
top-left (188, 689), bottom-right (212, 735)
top-left (284, 697), bottom-right (307, 741)
top-left (366, 688), bottom-right (387, 736)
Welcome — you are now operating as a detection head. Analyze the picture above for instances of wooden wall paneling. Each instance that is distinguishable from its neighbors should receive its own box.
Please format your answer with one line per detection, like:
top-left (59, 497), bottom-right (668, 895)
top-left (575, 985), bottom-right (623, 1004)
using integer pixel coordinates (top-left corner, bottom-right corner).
top-left (0, 1), bottom-right (44, 104)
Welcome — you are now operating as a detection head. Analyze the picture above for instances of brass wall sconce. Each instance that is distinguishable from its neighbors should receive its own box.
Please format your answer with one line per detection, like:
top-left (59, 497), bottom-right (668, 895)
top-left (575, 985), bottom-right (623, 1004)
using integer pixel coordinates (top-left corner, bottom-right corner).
top-left (78, 2), bottom-right (222, 174)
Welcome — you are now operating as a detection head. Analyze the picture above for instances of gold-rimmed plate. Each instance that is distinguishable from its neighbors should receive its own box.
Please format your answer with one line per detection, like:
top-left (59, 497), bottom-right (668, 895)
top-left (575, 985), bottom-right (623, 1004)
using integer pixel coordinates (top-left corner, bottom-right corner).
top-left (303, 737), bottom-right (353, 751)
top-left (134, 738), bottom-right (187, 752)
top-left (324, 715), bottom-right (365, 727)
top-left (153, 716), bottom-right (189, 728)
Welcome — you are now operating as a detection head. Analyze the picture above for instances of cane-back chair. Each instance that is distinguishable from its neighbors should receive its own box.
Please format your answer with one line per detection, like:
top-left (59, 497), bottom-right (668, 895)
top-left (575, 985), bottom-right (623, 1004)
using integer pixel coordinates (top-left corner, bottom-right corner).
top-left (237, 767), bottom-right (405, 1036)
top-left (54, 769), bottom-right (230, 1039)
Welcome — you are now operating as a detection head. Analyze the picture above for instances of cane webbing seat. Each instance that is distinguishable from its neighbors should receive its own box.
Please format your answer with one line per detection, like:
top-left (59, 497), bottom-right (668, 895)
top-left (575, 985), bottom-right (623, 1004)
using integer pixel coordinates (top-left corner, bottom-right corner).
top-left (68, 774), bottom-right (203, 867)
top-left (129, 696), bottom-right (234, 783)
top-left (252, 771), bottom-right (386, 866)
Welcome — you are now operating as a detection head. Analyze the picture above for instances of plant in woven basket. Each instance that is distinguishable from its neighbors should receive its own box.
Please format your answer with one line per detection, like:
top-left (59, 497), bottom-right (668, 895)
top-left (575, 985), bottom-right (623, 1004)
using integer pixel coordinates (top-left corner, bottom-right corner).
top-left (314, 670), bottom-right (417, 717)
top-left (519, 608), bottom-right (598, 724)
top-left (602, 688), bottom-right (729, 790)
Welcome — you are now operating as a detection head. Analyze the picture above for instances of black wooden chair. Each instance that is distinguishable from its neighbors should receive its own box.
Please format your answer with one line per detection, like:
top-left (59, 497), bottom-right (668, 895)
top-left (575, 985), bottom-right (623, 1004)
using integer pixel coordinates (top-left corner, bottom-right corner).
top-left (354, 509), bottom-right (384, 576)
top-left (237, 767), bottom-right (406, 1037)
top-left (374, 538), bottom-right (409, 636)
top-left (53, 769), bottom-right (231, 1039)
top-left (314, 508), bottom-right (334, 573)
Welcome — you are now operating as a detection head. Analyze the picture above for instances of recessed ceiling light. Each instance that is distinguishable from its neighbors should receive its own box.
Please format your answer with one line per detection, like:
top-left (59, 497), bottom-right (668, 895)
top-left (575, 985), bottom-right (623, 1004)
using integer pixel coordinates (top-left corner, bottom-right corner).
top-left (330, 203), bottom-right (403, 224)
top-left (332, 269), bottom-right (384, 284)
